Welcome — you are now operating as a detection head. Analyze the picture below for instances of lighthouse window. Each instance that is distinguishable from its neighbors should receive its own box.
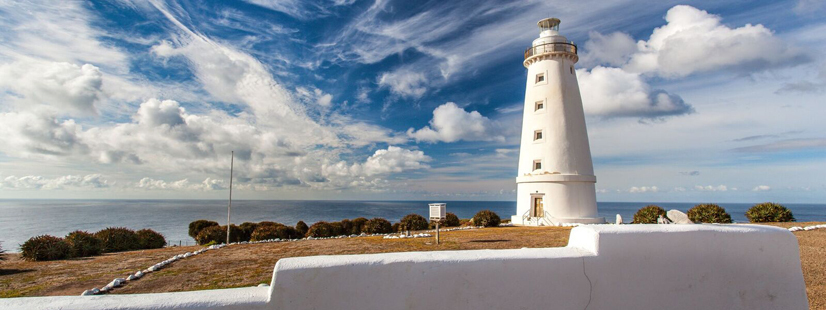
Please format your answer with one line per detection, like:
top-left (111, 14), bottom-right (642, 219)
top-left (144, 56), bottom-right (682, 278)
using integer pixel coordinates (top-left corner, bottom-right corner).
top-left (535, 101), bottom-right (544, 111)
top-left (533, 160), bottom-right (542, 171)
top-left (534, 130), bottom-right (543, 141)
top-left (535, 73), bottom-right (545, 83)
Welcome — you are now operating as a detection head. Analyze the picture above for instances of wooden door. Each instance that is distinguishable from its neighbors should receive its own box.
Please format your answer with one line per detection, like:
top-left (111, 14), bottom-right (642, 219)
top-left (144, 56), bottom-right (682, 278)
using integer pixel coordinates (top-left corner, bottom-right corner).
top-left (532, 197), bottom-right (544, 217)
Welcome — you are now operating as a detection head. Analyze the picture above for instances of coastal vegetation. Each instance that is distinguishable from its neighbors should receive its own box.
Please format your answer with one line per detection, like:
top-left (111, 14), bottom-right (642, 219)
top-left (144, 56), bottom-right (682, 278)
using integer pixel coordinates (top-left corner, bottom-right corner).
top-left (746, 202), bottom-right (795, 223)
top-left (473, 210), bottom-right (501, 227)
top-left (188, 220), bottom-right (219, 239)
top-left (20, 227), bottom-right (167, 261)
top-left (400, 214), bottom-right (429, 231)
top-left (687, 204), bottom-right (733, 223)
top-left (632, 205), bottom-right (667, 224)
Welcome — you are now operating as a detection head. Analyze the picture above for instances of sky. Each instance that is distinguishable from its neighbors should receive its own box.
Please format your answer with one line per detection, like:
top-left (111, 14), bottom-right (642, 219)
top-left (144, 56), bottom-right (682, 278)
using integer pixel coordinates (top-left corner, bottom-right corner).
top-left (0, 0), bottom-right (824, 203)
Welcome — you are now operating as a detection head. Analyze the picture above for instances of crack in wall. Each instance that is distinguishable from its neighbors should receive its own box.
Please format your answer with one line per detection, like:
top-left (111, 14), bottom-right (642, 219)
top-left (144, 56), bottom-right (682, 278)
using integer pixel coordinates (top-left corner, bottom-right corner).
top-left (582, 257), bottom-right (593, 310)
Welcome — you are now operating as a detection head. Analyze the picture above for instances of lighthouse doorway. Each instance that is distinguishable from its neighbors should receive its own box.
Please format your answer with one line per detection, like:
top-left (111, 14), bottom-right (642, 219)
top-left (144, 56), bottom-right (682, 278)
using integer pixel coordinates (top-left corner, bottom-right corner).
top-left (531, 194), bottom-right (544, 217)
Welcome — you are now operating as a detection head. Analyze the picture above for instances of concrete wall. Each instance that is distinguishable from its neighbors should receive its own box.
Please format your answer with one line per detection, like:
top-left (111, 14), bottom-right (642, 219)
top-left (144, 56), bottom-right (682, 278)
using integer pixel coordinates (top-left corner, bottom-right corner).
top-left (1, 225), bottom-right (808, 310)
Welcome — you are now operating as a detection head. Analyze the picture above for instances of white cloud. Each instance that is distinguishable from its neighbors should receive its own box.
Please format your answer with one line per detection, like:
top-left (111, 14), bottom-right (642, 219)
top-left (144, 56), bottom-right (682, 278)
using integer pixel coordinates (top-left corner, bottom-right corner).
top-left (733, 138), bottom-right (826, 153)
top-left (0, 174), bottom-right (109, 190)
top-left (694, 185), bottom-right (729, 192)
top-left (138, 177), bottom-right (190, 190)
top-left (320, 146), bottom-right (431, 191)
top-left (0, 61), bottom-right (104, 115)
top-left (578, 66), bottom-right (693, 119)
top-left (378, 68), bottom-right (428, 99)
top-left (629, 186), bottom-right (659, 193)
top-left (407, 102), bottom-right (504, 143)
top-left (587, 5), bottom-right (809, 77)
top-left (580, 31), bottom-right (637, 67)
top-left (752, 185), bottom-right (771, 192)
top-left (0, 111), bottom-right (86, 157)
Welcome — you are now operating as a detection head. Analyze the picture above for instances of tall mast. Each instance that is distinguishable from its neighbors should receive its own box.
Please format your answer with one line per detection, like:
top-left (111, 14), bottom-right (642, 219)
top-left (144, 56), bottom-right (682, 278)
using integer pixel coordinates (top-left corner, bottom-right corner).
top-left (226, 151), bottom-right (234, 244)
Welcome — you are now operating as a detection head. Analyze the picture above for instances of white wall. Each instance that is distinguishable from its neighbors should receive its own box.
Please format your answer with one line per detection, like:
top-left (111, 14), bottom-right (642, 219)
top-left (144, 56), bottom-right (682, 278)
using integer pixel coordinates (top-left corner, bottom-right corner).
top-left (1, 225), bottom-right (808, 310)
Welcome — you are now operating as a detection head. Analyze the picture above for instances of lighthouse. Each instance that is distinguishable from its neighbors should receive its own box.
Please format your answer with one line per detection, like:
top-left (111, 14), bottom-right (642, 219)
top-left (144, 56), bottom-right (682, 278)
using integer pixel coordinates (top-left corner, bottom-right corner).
top-left (512, 18), bottom-right (604, 226)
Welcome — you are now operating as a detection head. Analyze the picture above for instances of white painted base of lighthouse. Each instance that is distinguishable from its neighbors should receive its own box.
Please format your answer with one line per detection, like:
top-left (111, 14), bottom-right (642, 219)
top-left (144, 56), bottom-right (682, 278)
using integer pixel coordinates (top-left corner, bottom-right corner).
top-left (511, 174), bottom-right (605, 226)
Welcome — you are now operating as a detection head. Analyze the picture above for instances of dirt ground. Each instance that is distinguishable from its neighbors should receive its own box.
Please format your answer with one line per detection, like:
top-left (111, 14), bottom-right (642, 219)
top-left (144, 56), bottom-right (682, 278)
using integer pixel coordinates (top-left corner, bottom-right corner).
top-left (1, 223), bottom-right (825, 308)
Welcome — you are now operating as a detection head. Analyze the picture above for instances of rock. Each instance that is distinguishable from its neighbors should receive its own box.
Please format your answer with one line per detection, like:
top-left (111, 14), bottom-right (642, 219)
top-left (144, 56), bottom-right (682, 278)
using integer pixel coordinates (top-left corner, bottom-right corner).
top-left (126, 275), bottom-right (137, 281)
top-left (257, 283), bottom-right (270, 287)
top-left (666, 210), bottom-right (693, 224)
top-left (657, 215), bottom-right (672, 224)
top-left (615, 214), bottom-right (623, 225)
top-left (81, 290), bottom-right (93, 296)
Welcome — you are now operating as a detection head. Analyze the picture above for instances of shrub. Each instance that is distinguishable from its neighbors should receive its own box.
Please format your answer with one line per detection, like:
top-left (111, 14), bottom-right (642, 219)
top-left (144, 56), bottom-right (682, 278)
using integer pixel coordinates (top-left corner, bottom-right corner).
top-left (21, 235), bottom-right (71, 261)
top-left (400, 214), bottom-right (429, 231)
top-left (95, 227), bottom-right (141, 252)
top-left (275, 226), bottom-right (300, 239)
top-left (391, 223), bottom-right (401, 233)
top-left (307, 221), bottom-right (335, 238)
top-left (687, 204), bottom-right (732, 224)
top-left (227, 225), bottom-right (244, 243)
top-left (473, 210), bottom-right (501, 227)
top-left (746, 202), bottom-right (795, 223)
top-left (458, 219), bottom-right (472, 227)
top-left (350, 217), bottom-right (368, 234)
top-left (258, 221), bottom-right (283, 228)
top-left (364, 218), bottom-right (393, 234)
top-left (295, 221), bottom-right (309, 236)
top-left (188, 220), bottom-right (219, 239)
top-left (329, 222), bottom-right (345, 236)
top-left (65, 230), bottom-right (103, 257)
top-left (137, 229), bottom-right (166, 249)
top-left (339, 219), bottom-right (353, 235)
top-left (238, 222), bottom-right (258, 242)
top-left (195, 225), bottom-right (226, 245)
top-left (632, 205), bottom-right (667, 224)
top-left (250, 225), bottom-right (278, 241)
top-left (443, 212), bottom-right (460, 227)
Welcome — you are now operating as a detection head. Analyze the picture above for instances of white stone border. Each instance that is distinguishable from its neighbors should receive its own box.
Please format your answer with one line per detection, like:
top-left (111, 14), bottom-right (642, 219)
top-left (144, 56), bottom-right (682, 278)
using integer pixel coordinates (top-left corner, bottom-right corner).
top-left (788, 224), bottom-right (826, 232)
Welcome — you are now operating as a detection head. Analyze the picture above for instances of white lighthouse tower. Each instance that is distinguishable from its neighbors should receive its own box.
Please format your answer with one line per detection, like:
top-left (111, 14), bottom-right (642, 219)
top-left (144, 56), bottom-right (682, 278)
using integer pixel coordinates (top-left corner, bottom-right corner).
top-left (512, 18), bottom-right (604, 226)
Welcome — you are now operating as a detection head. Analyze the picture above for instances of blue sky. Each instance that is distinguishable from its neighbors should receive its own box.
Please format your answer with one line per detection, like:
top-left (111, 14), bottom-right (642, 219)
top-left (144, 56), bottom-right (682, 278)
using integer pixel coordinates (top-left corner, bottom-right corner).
top-left (0, 0), bottom-right (824, 202)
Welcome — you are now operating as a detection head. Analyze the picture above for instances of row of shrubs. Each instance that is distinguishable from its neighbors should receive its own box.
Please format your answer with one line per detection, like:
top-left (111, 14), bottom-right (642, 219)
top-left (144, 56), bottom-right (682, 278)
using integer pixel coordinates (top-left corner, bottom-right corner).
top-left (189, 210), bottom-right (503, 245)
top-left (20, 228), bottom-right (166, 261)
top-left (632, 202), bottom-right (795, 224)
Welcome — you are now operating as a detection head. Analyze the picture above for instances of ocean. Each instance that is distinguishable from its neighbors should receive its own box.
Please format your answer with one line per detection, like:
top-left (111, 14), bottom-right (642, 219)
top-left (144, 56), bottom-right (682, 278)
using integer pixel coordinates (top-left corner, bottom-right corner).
top-left (1, 200), bottom-right (824, 252)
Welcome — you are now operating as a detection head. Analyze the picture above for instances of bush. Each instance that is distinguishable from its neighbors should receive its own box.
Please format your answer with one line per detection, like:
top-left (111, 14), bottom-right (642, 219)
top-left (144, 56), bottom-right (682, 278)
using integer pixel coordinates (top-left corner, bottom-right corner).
top-left (746, 202), bottom-right (795, 223)
top-left (295, 221), bottom-right (309, 236)
top-left (276, 226), bottom-right (300, 239)
top-left (328, 222), bottom-right (345, 236)
top-left (188, 220), bottom-right (219, 239)
top-left (632, 205), bottom-right (667, 224)
top-left (195, 225), bottom-right (226, 245)
top-left (258, 221), bottom-right (283, 228)
top-left (688, 204), bottom-right (732, 224)
top-left (65, 230), bottom-right (103, 257)
top-left (391, 223), bottom-right (401, 233)
top-left (400, 214), bottom-right (429, 231)
top-left (307, 221), bottom-right (335, 238)
top-left (350, 217), bottom-right (368, 234)
top-left (473, 210), bottom-right (501, 227)
top-left (459, 219), bottom-right (472, 227)
top-left (339, 219), bottom-right (353, 235)
top-left (21, 235), bottom-right (71, 261)
top-left (443, 213), bottom-right (460, 227)
top-left (364, 218), bottom-right (393, 234)
top-left (137, 229), bottom-right (166, 249)
top-left (250, 225), bottom-right (278, 241)
top-left (238, 222), bottom-right (258, 242)
top-left (95, 227), bottom-right (141, 252)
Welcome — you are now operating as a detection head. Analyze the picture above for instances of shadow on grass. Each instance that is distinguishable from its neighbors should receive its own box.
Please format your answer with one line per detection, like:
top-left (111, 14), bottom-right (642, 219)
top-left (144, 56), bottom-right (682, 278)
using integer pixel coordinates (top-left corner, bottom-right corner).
top-left (0, 269), bottom-right (35, 276)
top-left (468, 239), bottom-right (510, 243)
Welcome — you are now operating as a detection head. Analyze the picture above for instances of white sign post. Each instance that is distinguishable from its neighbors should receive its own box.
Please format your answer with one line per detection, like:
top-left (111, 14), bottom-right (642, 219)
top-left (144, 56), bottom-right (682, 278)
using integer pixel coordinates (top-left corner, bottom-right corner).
top-left (429, 203), bottom-right (446, 245)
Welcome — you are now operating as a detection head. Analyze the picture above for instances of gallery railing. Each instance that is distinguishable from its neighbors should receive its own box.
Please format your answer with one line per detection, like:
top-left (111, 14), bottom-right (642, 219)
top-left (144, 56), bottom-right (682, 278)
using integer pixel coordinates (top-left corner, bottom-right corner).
top-left (524, 42), bottom-right (577, 59)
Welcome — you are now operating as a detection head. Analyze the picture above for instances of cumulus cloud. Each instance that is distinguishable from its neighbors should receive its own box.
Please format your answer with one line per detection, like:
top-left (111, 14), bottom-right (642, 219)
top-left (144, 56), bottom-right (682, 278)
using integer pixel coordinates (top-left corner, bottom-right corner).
top-left (137, 177), bottom-right (190, 190)
top-left (580, 32), bottom-right (637, 67)
top-left (0, 111), bottom-right (86, 157)
top-left (0, 61), bottom-right (104, 115)
top-left (694, 185), bottom-right (730, 192)
top-left (378, 69), bottom-right (428, 99)
top-left (629, 186), bottom-right (659, 193)
top-left (752, 185), bottom-right (771, 192)
top-left (320, 146), bottom-right (431, 190)
top-left (0, 174), bottom-right (109, 190)
top-left (407, 102), bottom-right (504, 143)
top-left (586, 5), bottom-right (808, 77)
top-left (578, 66), bottom-right (693, 119)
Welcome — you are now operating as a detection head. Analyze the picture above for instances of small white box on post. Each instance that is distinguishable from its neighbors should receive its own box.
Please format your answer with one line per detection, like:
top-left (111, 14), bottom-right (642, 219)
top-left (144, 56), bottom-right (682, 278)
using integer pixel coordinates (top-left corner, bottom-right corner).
top-left (429, 203), bottom-right (446, 244)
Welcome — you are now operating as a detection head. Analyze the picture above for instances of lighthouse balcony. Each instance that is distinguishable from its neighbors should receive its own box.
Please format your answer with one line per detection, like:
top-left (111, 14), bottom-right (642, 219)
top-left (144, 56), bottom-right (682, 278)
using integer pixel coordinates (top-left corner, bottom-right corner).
top-left (523, 42), bottom-right (577, 59)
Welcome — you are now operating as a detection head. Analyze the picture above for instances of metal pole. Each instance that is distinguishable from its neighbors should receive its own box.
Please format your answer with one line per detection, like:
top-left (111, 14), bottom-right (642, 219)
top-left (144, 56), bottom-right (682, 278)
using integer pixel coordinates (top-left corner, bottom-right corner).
top-left (226, 151), bottom-right (234, 245)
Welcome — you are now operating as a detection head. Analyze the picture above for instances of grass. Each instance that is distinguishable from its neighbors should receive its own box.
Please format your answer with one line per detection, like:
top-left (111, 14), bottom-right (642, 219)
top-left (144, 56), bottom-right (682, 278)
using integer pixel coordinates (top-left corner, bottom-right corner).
top-left (0, 223), bottom-right (824, 308)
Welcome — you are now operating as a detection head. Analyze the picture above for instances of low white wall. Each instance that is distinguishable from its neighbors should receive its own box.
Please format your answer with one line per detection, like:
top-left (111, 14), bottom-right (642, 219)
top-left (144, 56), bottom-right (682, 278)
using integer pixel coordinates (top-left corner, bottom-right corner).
top-left (0, 225), bottom-right (808, 310)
